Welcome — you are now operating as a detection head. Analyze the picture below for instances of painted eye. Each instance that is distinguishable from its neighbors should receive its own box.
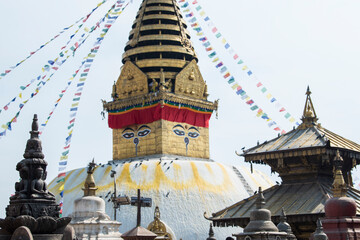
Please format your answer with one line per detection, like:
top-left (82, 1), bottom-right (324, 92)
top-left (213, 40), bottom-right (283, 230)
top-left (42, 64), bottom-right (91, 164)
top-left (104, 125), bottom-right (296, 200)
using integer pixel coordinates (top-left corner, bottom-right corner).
top-left (138, 129), bottom-right (151, 137)
top-left (173, 129), bottom-right (185, 136)
top-left (122, 132), bottom-right (135, 139)
top-left (188, 132), bottom-right (200, 139)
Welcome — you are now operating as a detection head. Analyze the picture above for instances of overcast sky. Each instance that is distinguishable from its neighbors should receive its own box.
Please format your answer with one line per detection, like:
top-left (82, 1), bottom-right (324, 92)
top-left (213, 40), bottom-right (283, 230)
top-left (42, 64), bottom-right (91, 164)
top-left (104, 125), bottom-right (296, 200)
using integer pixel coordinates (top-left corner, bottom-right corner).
top-left (1, 0), bottom-right (360, 217)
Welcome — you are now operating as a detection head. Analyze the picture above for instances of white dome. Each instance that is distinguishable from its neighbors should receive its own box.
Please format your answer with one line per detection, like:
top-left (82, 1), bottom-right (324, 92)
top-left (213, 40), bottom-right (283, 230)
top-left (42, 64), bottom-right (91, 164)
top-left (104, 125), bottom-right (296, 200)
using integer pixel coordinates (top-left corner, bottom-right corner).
top-left (49, 155), bottom-right (273, 240)
top-left (73, 196), bottom-right (106, 219)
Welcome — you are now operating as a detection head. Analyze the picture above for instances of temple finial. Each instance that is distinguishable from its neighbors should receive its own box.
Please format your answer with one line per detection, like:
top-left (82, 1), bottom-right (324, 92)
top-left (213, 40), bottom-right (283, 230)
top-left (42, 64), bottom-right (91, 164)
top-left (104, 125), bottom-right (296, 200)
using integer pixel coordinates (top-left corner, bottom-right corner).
top-left (332, 150), bottom-right (347, 198)
top-left (23, 114), bottom-right (44, 159)
top-left (82, 159), bottom-right (98, 196)
top-left (206, 223), bottom-right (216, 240)
top-left (300, 86), bottom-right (318, 128)
top-left (255, 187), bottom-right (265, 209)
top-left (313, 219), bottom-right (328, 240)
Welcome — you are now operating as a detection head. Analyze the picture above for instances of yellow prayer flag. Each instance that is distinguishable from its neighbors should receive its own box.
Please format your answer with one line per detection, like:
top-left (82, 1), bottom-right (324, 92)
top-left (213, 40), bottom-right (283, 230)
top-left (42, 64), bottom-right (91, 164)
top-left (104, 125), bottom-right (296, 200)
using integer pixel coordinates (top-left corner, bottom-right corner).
top-left (289, 117), bottom-right (295, 123)
top-left (19, 93), bottom-right (22, 98)
top-left (245, 97), bottom-right (250, 101)
top-left (242, 66), bottom-right (248, 70)
top-left (266, 93), bottom-right (272, 99)
top-left (200, 11), bottom-right (206, 16)
top-left (84, 27), bottom-right (90, 32)
top-left (71, 103), bottom-right (79, 107)
top-left (222, 38), bottom-right (226, 44)
top-left (212, 57), bottom-right (219, 63)
top-left (60, 156), bottom-right (68, 160)
top-left (231, 84), bottom-right (239, 90)
top-left (59, 184), bottom-right (64, 191)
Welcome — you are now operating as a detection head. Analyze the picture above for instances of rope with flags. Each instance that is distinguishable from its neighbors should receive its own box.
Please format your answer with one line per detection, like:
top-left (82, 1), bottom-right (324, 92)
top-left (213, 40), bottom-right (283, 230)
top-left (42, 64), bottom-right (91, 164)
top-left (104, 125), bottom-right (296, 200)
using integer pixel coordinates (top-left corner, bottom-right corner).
top-left (0, 0), bottom-right (109, 81)
top-left (179, 0), bottom-right (300, 127)
top-left (179, 0), bottom-right (285, 134)
top-left (56, 0), bottom-right (130, 217)
top-left (0, 0), bottom-right (123, 138)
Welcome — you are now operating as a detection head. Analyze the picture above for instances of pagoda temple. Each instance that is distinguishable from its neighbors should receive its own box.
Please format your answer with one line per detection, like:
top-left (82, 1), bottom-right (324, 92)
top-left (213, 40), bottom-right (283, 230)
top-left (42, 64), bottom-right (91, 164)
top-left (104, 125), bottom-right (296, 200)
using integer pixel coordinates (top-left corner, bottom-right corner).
top-left (207, 87), bottom-right (360, 240)
top-left (49, 0), bottom-right (273, 239)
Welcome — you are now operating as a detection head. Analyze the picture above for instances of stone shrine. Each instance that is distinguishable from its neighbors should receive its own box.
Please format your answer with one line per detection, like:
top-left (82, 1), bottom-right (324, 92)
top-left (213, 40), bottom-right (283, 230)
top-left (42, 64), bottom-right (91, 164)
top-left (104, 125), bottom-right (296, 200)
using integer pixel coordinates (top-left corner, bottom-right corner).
top-left (0, 114), bottom-right (74, 240)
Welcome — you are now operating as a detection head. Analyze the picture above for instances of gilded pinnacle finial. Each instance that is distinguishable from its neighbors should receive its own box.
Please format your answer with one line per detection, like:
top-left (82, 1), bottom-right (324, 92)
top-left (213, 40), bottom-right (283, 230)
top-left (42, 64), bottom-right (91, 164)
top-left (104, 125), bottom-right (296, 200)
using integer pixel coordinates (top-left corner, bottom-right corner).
top-left (300, 86), bottom-right (318, 128)
top-left (82, 159), bottom-right (98, 196)
top-left (332, 150), bottom-right (347, 198)
top-left (255, 187), bottom-right (265, 209)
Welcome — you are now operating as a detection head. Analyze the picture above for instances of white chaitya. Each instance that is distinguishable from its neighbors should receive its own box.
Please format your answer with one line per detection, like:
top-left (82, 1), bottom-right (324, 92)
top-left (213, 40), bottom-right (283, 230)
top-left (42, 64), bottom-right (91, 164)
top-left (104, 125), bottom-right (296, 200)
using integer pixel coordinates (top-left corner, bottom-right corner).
top-left (69, 161), bottom-right (122, 240)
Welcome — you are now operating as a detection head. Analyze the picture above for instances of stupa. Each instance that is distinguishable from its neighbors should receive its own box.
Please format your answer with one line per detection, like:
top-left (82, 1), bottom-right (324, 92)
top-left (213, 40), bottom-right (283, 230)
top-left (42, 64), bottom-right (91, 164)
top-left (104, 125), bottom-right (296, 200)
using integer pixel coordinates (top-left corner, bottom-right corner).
top-left (69, 160), bottom-right (123, 240)
top-left (207, 88), bottom-right (360, 239)
top-left (49, 0), bottom-right (273, 239)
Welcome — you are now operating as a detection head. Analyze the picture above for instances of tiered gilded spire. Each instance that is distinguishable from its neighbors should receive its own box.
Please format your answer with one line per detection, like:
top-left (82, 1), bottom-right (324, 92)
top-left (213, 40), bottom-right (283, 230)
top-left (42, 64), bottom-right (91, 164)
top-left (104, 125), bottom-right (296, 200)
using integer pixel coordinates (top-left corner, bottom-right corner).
top-left (112, 0), bottom-right (209, 101)
top-left (123, 0), bottom-right (197, 77)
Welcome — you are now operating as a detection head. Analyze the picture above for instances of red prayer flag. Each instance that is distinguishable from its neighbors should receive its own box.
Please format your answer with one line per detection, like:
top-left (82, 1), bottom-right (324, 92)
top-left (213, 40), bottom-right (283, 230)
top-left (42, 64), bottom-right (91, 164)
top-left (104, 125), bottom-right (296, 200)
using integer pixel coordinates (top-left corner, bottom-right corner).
top-left (279, 107), bottom-right (285, 112)
top-left (5, 70), bottom-right (11, 74)
top-left (256, 82), bottom-right (262, 87)
top-left (223, 73), bottom-right (230, 78)
top-left (274, 127), bottom-right (281, 131)
top-left (212, 27), bottom-right (218, 33)
top-left (58, 173), bottom-right (66, 178)
top-left (233, 54), bottom-right (239, 60)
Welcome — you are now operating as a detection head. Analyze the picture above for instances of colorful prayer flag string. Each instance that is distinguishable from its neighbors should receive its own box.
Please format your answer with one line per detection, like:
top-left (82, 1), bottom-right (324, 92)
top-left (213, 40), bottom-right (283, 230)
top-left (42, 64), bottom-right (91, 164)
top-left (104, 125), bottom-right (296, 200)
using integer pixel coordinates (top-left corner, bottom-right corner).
top-left (179, 1), bottom-right (285, 134)
top-left (0, 0), bottom-right (109, 81)
top-left (184, 0), bottom-right (300, 127)
top-left (56, 0), bottom-right (130, 215)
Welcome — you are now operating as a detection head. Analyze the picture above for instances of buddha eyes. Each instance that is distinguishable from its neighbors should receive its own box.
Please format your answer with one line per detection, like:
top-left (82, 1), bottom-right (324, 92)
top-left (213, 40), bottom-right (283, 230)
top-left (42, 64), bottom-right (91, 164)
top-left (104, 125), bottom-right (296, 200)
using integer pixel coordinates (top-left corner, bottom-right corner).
top-left (188, 132), bottom-right (199, 139)
top-left (138, 129), bottom-right (151, 137)
top-left (123, 132), bottom-right (135, 139)
top-left (173, 129), bottom-right (185, 136)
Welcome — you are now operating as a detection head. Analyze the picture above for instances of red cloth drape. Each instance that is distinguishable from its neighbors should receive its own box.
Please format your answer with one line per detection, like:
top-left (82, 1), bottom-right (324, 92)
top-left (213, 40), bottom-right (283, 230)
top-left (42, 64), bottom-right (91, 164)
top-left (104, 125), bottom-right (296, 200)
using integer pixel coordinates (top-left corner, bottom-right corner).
top-left (108, 104), bottom-right (212, 129)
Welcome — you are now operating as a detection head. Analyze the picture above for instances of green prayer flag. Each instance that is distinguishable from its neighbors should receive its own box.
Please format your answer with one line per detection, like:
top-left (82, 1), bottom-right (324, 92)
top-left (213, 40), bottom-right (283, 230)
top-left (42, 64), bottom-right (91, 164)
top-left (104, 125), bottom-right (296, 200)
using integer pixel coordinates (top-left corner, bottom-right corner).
top-left (261, 87), bottom-right (267, 93)
top-left (250, 105), bottom-right (259, 111)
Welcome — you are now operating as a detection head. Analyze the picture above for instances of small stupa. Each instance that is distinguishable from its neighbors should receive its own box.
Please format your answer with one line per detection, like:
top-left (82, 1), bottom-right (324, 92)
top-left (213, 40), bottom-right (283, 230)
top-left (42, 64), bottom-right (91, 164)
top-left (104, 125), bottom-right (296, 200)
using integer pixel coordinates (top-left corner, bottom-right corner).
top-left (69, 159), bottom-right (122, 240)
top-left (0, 114), bottom-right (74, 240)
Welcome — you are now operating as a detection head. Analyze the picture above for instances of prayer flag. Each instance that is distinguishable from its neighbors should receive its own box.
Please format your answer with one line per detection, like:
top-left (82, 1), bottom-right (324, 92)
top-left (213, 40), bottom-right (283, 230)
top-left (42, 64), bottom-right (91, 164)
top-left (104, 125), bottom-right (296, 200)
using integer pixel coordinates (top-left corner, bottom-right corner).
top-left (212, 27), bottom-right (218, 33)
top-left (261, 87), bottom-right (267, 93)
top-left (247, 71), bottom-right (252, 76)
top-left (216, 62), bottom-right (223, 68)
top-left (250, 105), bottom-right (259, 111)
top-left (233, 54), bottom-right (239, 60)
top-left (227, 77), bottom-right (235, 84)
top-left (60, 191), bottom-right (64, 198)
top-left (225, 43), bottom-right (230, 49)
top-left (58, 173), bottom-right (66, 178)
top-left (223, 72), bottom-right (230, 78)
top-left (274, 127), bottom-right (281, 131)
top-left (279, 107), bottom-right (285, 112)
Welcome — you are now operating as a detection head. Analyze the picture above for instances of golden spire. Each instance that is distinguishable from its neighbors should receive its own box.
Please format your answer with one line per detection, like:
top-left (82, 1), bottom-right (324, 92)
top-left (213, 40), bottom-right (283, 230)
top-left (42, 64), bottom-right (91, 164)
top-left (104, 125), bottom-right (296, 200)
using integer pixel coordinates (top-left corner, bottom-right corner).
top-left (300, 86), bottom-right (318, 128)
top-left (82, 159), bottom-right (98, 196)
top-left (332, 150), bottom-right (347, 198)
